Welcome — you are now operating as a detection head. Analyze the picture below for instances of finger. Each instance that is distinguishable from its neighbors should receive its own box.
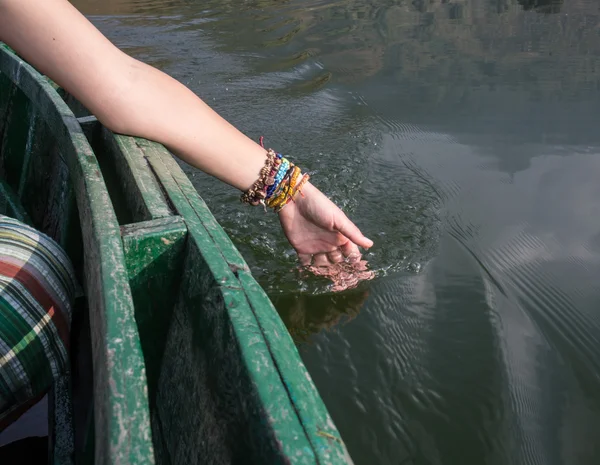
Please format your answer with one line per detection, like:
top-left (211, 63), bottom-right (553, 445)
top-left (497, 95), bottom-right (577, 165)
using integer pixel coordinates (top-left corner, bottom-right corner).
top-left (312, 253), bottom-right (331, 267)
top-left (327, 248), bottom-right (344, 264)
top-left (335, 213), bottom-right (373, 249)
top-left (298, 253), bottom-right (312, 266)
top-left (340, 241), bottom-right (361, 263)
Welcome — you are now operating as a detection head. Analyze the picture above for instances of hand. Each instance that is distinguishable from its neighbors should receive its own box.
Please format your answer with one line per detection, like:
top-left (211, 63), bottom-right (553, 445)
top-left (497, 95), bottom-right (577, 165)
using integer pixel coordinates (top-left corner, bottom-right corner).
top-left (278, 182), bottom-right (375, 290)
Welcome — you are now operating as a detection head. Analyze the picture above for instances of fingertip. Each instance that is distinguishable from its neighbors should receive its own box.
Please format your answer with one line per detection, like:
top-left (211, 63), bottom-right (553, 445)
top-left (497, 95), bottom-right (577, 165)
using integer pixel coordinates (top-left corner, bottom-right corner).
top-left (355, 236), bottom-right (373, 249)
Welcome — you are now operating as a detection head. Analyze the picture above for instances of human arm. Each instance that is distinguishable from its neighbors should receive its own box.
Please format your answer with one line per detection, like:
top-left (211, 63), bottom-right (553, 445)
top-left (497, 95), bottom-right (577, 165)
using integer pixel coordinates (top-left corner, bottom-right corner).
top-left (0, 0), bottom-right (373, 268)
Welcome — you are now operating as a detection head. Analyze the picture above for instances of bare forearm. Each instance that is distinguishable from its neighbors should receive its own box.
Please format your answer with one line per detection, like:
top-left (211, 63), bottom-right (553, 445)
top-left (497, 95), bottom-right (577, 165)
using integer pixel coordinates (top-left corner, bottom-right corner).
top-left (112, 60), bottom-right (267, 191)
top-left (0, 0), bottom-right (267, 191)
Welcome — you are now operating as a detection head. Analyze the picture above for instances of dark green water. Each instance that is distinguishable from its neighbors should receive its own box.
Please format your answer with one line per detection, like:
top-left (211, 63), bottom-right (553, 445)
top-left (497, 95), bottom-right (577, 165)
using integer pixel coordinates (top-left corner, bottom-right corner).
top-left (75, 0), bottom-right (600, 463)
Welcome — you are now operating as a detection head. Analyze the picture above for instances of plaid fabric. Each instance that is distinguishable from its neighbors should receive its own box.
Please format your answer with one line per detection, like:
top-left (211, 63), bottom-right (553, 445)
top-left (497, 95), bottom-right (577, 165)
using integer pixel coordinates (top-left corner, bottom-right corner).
top-left (0, 215), bottom-right (78, 430)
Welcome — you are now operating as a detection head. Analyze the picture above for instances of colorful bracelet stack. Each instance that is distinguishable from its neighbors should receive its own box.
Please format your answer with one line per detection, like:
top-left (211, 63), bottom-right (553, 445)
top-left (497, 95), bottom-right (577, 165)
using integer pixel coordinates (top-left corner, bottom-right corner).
top-left (241, 147), bottom-right (310, 212)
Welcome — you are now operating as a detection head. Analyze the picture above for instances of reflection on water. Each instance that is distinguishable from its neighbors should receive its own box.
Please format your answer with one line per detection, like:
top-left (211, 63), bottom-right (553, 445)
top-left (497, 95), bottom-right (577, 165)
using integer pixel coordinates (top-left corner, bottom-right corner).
top-left (74, 0), bottom-right (600, 464)
top-left (273, 286), bottom-right (370, 343)
top-left (517, 0), bottom-right (564, 13)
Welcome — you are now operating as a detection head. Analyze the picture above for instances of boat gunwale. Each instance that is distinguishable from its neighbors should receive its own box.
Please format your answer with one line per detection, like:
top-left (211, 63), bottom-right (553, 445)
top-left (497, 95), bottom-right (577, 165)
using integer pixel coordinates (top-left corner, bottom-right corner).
top-left (114, 133), bottom-right (353, 464)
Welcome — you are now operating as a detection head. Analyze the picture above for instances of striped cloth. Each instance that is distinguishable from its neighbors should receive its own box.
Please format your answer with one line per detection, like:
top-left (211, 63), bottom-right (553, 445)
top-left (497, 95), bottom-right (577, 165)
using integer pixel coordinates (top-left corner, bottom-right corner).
top-left (0, 215), bottom-right (78, 430)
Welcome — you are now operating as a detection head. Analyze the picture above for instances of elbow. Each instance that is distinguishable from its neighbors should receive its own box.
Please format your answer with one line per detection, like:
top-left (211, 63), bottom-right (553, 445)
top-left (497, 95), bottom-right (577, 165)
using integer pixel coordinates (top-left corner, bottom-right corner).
top-left (80, 57), bottom-right (147, 137)
top-left (97, 108), bottom-right (131, 136)
top-left (91, 89), bottom-right (136, 137)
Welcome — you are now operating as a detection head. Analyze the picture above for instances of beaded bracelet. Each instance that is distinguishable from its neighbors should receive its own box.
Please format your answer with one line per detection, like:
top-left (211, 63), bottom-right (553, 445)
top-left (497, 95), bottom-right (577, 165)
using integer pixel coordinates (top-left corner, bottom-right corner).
top-left (266, 158), bottom-right (290, 199)
top-left (275, 172), bottom-right (311, 213)
top-left (241, 145), bottom-right (310, 212)
top-left (240, 149), bottom-right (279, 206)
top-left (267, 165), bottom-right (300, 209)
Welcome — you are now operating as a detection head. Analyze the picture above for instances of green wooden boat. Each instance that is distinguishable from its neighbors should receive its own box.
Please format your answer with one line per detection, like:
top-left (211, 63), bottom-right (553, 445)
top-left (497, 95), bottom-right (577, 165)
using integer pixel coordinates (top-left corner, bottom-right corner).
top-left (0, 43), bottom-right (352, 465)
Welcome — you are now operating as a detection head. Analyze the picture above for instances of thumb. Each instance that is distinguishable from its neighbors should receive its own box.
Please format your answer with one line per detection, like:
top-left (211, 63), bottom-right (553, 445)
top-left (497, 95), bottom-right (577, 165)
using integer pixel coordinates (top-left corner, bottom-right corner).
top-left (335, 212), bottom-right (373, 249)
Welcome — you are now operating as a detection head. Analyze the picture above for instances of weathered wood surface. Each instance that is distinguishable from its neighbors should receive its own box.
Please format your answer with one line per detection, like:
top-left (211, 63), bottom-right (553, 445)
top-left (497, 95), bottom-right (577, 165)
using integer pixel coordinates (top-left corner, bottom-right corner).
top-left (0, 40), bottom-right (353, 465)
top-left (116, 137), bottom-right (353, 464)
top-left (58, 90), bottom-right (353, 462)
top-left (0, 43), bottom-right (154, 465)
top-left (121, 216), bottom-right (187, 402)
top-left (62, 93), bottom-right (354, 461)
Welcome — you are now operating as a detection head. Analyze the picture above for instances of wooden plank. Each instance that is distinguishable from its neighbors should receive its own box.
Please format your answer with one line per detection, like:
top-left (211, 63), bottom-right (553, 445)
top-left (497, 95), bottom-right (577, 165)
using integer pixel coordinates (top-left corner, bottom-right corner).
top-left (0, 43), bottom-right (154, 465)
top-left (138, 140), bottom-right (352, 463)
top-left (153, 239), bottom-right (313, 465)
top-left (81, 121), bottom-right (134, 225)
top-left (110, 133), bottom-right (174, 221)
top-left (121, 216), bottom-right (187, 405)
top-left (235, 270), bottom-right (353, 463)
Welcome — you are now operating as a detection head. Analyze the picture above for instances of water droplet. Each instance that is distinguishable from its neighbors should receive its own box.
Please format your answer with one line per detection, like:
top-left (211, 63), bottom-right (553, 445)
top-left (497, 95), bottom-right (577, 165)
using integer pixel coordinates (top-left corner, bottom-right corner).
top-left (408, 262), bottom-right (422, 273)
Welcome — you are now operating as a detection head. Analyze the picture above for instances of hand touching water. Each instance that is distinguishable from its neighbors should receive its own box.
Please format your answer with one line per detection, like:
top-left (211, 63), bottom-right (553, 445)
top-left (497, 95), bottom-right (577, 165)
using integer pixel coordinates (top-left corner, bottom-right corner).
top-left (0, 0), bottom-right (372, 287)
top-left (278, 182), bottom-right (375, 291)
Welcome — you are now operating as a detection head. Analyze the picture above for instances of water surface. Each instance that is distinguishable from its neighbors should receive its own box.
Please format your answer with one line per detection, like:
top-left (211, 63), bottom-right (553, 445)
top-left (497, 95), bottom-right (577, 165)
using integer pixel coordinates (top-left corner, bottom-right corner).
top-left (73, 1), bottom-right (600, 463)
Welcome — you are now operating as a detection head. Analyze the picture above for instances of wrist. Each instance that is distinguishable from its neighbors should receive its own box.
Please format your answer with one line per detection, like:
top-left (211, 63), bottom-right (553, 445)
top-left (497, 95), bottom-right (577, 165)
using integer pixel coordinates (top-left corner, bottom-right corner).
top-left (240, 145), bottom-right (311, 212)
top-left (276, 181), bottom-right (314, 215)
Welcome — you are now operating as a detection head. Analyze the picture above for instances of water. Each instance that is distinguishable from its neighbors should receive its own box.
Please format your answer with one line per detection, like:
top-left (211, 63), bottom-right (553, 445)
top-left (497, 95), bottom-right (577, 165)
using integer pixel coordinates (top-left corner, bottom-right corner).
top-left (73, 1), bottom-right (600, 464)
